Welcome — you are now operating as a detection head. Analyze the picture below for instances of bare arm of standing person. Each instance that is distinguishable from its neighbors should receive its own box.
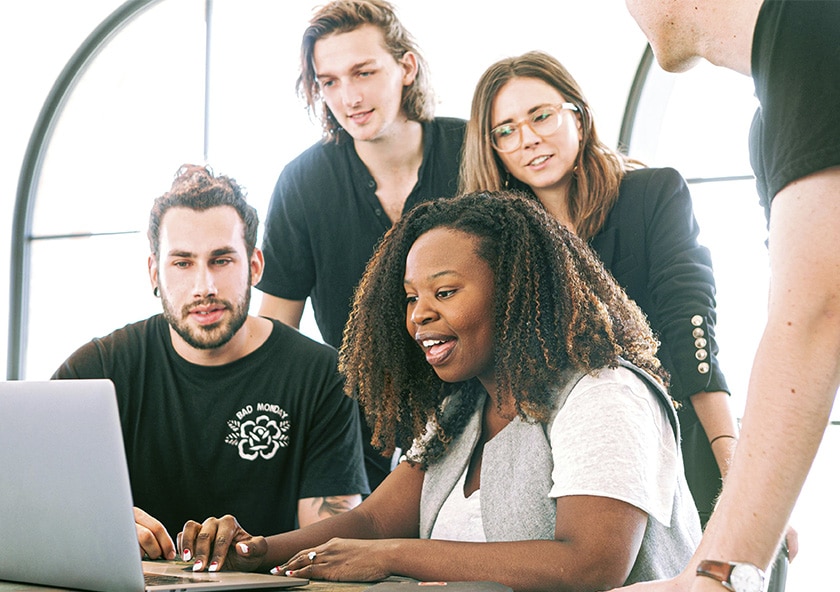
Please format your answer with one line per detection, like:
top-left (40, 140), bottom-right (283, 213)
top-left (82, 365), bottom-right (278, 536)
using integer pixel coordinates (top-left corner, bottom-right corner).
top-left (619, 167), bottom-right (840, 591)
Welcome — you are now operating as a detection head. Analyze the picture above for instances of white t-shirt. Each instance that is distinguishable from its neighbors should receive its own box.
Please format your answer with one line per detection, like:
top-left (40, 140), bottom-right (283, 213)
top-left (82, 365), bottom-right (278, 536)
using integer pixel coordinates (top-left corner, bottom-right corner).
top-left (429, 469), bottom-right (486, 542)
top-left (429, 366), bottom-right (680, 539)
top-left (548, 366), bottom-right (679, 527)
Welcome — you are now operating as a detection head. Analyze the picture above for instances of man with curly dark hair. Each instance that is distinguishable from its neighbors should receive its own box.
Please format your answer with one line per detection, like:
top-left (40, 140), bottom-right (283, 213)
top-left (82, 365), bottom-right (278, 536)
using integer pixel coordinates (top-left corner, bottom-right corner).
top-left (53, 164), bottom-right (368, 566)
top-left (181, 191), bottom-right (701, 591)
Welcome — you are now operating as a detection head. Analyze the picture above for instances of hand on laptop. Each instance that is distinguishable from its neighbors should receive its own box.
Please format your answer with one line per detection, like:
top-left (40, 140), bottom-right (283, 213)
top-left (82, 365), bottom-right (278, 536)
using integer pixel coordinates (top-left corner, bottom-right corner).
top-left (134, 506), bottom-right (177, 560)
top-left (179, 514), bottom-right (268, 573)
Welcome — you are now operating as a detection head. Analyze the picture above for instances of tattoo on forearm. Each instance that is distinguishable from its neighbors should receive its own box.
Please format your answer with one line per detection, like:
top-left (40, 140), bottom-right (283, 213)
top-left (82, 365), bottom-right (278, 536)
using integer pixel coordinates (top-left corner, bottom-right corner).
top-left (311, 496), bottom-right (355, 517)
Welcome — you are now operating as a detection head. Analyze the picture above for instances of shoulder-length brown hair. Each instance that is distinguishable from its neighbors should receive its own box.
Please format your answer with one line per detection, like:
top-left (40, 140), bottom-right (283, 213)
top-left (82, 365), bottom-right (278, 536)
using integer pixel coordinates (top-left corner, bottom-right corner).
top-left (339, 190), bottom-right (666, 464)
top-left (297, 0), bottom-right (435, 142)
top-left (459, 51), bottom-right (639, 240)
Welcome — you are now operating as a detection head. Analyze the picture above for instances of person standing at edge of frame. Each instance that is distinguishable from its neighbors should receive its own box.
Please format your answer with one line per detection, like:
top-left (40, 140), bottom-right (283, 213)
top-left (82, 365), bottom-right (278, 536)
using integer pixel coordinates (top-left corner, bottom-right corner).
top-left (618, 0), bottom-right (840, 590)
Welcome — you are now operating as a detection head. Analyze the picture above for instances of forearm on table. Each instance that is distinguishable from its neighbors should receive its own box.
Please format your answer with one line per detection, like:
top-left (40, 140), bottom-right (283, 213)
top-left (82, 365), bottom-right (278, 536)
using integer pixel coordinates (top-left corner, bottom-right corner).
top-left (380, 538), bottom-right (631, 592)
top-left (260, 505), bottom-right (389, 571)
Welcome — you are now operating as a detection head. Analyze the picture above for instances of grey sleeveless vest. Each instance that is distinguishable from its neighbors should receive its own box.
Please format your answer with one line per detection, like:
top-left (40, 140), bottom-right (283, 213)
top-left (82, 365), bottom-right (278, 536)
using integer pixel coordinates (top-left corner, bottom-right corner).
top-left (418, 359), bottom-right (701, 583)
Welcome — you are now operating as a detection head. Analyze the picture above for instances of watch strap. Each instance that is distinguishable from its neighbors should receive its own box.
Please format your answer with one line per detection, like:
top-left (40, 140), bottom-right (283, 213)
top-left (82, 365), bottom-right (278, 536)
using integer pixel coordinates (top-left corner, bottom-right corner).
top-left (696, 560), bottom-right (735, 590)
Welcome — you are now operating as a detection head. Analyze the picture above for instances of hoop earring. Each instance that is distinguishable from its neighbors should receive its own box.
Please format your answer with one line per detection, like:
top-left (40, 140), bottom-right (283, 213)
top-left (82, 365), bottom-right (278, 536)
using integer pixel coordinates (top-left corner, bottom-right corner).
top-left (153, 287), bottom-right (160, 298)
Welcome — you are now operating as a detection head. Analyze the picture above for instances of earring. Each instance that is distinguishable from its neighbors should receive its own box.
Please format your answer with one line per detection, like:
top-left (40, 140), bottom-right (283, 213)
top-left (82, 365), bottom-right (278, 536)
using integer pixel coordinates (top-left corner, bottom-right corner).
top-left (153, 287), bottom-right (160, 298)
top-left (503, 170), bottom-right (510, 189)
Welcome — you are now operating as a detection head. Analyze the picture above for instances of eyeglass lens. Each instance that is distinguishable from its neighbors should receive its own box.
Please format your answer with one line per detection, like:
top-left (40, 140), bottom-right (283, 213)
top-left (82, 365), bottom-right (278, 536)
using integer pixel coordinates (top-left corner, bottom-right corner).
top-left (491, 105), bottom-right (568, 152)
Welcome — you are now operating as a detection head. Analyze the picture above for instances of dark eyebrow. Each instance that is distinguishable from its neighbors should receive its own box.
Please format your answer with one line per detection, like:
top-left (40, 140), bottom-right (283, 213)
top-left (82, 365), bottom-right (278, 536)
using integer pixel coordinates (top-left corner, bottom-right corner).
top-left (167, 249), bottom-right (195, 259)
top-left (403, 270), bottom-right (459, 285)
top-left (166, 247), bottom-right (237, 259)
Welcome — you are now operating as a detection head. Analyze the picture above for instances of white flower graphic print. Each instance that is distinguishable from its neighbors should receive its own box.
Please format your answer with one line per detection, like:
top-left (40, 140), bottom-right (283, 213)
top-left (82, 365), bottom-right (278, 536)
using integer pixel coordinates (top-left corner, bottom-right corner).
top-left (226, 406), bottom-right (290, 461)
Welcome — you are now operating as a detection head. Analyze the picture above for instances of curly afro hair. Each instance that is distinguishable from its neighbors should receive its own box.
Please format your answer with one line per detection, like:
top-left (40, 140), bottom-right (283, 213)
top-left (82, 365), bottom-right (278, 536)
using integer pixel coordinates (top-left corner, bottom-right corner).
top-left (339, 190), bottom-right (667, 464)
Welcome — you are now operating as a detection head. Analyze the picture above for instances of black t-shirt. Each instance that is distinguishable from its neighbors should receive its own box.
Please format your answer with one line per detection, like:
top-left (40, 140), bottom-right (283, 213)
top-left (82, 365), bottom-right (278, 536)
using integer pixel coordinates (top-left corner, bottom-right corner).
top-left (257, 117), bottom-right (466, 349)
top-left (53, 316), bottom-right (369, 537)
top-left (749, 0), bottom-right (840, 221)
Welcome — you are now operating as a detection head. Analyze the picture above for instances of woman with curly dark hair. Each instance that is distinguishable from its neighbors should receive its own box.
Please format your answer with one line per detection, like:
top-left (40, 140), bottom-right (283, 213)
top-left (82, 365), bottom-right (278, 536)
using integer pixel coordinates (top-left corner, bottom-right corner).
top-left (180, 191), bottom-right (701, 591)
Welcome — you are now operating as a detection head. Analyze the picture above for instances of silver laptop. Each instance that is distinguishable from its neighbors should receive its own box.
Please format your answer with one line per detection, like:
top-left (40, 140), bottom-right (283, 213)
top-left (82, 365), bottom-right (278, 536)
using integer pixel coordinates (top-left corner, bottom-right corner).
top-left (0, 379), bottom-right (308, 591)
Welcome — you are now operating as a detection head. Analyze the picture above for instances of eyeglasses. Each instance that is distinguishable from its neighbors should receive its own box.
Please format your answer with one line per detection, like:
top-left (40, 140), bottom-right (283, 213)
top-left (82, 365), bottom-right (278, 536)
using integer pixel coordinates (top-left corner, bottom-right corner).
top-left (490, 102), bottom-right (579, 153)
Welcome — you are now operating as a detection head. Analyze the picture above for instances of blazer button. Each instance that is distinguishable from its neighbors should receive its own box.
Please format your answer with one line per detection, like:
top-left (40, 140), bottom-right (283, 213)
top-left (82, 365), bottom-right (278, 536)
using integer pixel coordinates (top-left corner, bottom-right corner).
top-left (695, 349), bottom-right (708, 361)
top-left (691, 315), bottom-right (704, 327)
top-left (692, 327), bottom-right (705, 339)
top-left (695, 337), bottom-right (708, 349)
top-left (697, 362), bottom-right (710, 374)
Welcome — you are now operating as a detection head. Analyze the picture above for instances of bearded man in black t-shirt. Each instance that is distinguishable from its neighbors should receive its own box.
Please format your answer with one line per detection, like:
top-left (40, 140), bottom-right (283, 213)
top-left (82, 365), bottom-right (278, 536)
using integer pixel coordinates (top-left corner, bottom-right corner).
top-left (54, 164), bottom-right (368, 565)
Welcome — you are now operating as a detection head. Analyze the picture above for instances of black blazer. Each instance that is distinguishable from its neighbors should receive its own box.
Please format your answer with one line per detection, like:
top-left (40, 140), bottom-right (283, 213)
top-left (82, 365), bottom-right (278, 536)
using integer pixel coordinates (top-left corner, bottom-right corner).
top-left (589, 167), bottom-right (730, 524)
top-left (590, 167), bottom-right (729, 408)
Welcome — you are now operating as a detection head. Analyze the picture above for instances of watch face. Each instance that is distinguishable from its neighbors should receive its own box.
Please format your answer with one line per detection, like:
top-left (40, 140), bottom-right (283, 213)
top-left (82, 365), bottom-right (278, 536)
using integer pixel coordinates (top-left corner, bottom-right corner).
top-left (730, 563), bottom-right (765, 592)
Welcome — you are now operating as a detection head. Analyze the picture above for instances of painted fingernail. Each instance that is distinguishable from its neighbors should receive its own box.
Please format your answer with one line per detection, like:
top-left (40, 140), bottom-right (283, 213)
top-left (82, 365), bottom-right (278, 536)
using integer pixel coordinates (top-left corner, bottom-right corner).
top-left (285, 570), bottom-right (294, 577)
top-left (237, 543), bottom-right (249, 554)
top-left (182, 549), bottom-right (192, 562)
top-left (270, 567), bottom-right (281, 576)
top-left (192, 560), bottom-right (204, 572)
top-left (209, 562), bottom-right (219, 572)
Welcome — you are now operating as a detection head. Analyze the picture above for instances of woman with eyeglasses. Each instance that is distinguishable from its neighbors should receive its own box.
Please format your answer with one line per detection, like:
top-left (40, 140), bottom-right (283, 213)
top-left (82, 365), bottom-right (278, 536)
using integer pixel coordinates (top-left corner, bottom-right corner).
top-left (460, 51), bottom-right (737, 529)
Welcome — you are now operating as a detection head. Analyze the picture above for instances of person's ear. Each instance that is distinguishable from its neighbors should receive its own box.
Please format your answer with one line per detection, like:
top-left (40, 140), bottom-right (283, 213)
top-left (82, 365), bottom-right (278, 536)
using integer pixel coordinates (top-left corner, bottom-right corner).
top-left (399, 51), bottom-right (419, 86)
top-left (250, 249), bottom-right (265, 286)
top-left (148, 255), bottom-right (160, 297)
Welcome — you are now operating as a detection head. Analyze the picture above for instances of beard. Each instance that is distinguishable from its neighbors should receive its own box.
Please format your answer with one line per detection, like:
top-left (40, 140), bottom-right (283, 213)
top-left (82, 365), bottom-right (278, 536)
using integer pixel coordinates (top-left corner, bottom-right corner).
top-left (161, 289), bottom-right (251, 351)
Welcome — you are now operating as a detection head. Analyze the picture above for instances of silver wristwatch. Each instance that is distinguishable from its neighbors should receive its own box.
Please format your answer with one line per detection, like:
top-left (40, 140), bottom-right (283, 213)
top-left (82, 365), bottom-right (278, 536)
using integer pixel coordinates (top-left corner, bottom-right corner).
top-left (696, 560), bottom-right (765, 592)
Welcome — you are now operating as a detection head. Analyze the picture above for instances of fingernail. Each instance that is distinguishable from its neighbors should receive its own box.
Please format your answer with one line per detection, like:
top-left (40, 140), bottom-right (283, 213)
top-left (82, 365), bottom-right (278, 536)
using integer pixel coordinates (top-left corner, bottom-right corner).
top-left (237, 543), bottom-right (249, 554)
top-left (209, 562), bottom-right (219, 572)
top-left (192, 560), bottom-right (203, 572)
top-left (285, 570), bottom-right (295, 577)
top-left (182, 549), bottom-right (192, 562)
